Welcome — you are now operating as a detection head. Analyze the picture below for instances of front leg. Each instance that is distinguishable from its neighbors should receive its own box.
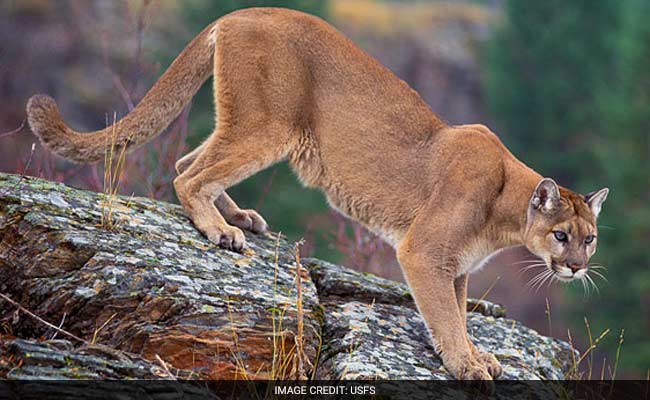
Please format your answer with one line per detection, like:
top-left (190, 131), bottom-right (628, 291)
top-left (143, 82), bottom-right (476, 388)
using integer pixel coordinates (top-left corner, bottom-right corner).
top-left (397, 247), bottom-right (491, 380)
top-left (396, 144), bottom-right (505, 380)
top-left (455, 274), bottom-right (503, 378)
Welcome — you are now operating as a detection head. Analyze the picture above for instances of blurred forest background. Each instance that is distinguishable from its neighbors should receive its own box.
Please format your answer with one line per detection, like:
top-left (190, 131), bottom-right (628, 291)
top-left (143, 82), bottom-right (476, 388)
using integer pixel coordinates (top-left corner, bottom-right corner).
top-left (0, 0), bottom-right (647, 378)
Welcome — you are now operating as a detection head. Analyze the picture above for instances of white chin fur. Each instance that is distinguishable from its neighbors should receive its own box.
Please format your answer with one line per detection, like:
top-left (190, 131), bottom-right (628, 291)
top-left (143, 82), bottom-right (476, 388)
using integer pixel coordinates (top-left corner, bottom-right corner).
top-left (556, 275), bottom-right (574, 282)
top-left (573, 269), bottom-right (587, 279)
top-left (554, 265), bottom-right (576, 281)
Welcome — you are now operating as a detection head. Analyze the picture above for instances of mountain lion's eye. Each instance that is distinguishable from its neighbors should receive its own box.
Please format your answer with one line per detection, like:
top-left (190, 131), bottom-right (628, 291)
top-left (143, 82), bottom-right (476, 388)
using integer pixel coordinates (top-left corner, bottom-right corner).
top-left (553, 231), bottom-right (568, 242)
top-left (585, 235), bottom-right (596, 244)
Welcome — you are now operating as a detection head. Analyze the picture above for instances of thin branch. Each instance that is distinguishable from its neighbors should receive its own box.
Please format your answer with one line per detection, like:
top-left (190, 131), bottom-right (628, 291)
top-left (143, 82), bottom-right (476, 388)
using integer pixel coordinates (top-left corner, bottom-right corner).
top-left (50, 312), bottom-right (67, 340)
top-left (0, 292), bottom-right (88, 344)
top-left (0, 120), bottom-right (26, 139)
top-left (100, 33), bottom-right (135, 111)
top-left (154, 354), bottom-right (177, 380)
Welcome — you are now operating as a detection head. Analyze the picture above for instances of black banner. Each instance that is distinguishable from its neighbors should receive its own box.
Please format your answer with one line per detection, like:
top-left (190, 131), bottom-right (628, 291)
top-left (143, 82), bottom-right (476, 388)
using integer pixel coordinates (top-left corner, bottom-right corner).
top-left (1, 380), bottom-right (648, 400)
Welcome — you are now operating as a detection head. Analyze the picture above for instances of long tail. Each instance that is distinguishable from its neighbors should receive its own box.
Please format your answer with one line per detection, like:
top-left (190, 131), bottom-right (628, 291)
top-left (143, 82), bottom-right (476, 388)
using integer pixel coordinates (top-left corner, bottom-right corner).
top-left (26, 22), bottom-right (218, 163)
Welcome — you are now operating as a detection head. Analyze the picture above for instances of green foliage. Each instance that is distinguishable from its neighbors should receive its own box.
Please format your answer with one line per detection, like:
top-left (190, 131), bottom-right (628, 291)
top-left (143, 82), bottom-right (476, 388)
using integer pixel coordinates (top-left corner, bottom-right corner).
top-left (486, 0), bottom-right (649, 375)
top-left (160, 1), bottom-right (336, 259)
top-left (485, 0), bottom-right (619, 181)
top-left (590, 0), bottom-right (650, 373)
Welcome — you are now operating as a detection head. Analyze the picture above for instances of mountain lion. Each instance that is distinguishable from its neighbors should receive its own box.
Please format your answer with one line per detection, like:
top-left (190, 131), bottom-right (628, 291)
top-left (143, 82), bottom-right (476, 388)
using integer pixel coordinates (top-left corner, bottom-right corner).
top-left (26, 8), bottom-right (609, 380)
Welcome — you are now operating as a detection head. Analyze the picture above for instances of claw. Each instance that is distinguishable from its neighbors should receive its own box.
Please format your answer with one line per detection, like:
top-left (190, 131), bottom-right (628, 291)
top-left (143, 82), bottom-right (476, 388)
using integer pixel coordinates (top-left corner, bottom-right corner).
top-left (207, 226), bottom-right (246, 252)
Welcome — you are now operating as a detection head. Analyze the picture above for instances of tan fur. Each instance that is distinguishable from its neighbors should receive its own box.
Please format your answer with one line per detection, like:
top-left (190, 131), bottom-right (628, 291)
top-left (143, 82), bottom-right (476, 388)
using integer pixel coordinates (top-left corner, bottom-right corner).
top-left (26, 8), bottom-right (609, 380)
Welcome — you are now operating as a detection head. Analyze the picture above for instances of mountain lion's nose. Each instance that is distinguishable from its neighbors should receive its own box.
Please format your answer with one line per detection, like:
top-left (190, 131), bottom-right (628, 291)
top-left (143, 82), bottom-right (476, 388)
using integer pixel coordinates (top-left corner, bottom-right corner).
top-left (568, 263), bottom-right (583, 273)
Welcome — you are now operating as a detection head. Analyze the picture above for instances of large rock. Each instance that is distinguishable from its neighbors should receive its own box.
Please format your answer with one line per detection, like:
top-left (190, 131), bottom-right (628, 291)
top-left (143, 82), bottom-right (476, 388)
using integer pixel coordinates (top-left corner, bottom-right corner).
top-left (0, 173), bottom-right (575, 381)
top-left (308, 259), bottom-right (574, 380)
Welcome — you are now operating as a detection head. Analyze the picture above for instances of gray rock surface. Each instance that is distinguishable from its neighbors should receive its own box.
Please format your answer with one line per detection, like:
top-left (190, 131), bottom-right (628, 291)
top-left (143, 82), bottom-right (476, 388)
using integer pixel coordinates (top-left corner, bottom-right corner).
top-left (0, 173), bottom-right (576, 381)
top-left (307, 259), bottom-right (575, 380)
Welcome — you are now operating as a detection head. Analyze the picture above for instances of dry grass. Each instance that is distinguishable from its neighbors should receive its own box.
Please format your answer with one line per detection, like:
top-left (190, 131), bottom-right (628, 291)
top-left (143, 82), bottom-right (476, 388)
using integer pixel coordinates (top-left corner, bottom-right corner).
top-left (99, 113), bottom-right (133, 231)
top-left (543, 301), bottom-right (626, 381)
top-left (563, 321), bottom-right (628, 380)
top-left (292, 241), bottom-right (307, 379)
top-left (612, 329), bottom-right (625, 380)
top-left (226, 237), bottom-right (319, 385)
top-left (471, 275), bottom-right (500, 313)
top-left (545, 298), bottom-right (553, 337)
top-left (91, 313), bottom-right (117, 345)
top-left (567, 326), bottom-right (610, 379)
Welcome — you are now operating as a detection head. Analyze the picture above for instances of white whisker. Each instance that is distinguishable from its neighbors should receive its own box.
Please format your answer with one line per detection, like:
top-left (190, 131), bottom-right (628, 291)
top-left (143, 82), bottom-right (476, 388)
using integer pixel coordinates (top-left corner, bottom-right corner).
top-left (526, 269), bottom-right (550, 290)
top-left (585, 274), bottom-right (600, 296)
top-left (513, 259), bottom-right (545, 265)
top-left (543, 271), bottom-right (556, 289)
top-left (590, 270), bottom-right (609, 283)
top-left (545, 273), bottom-right (557, 290)
top-left (536, 273), bottom-right (553, 293)
top-left (525, 274), bottom-right (542, 289)
top-left (519, 264), bottom-right (547, 274)
top-left (534, 270), bottom-right (554, 293)
top-left (521, 263), bottom-right (547, 269)
top-left (530, 268), bottom-right (551, 284)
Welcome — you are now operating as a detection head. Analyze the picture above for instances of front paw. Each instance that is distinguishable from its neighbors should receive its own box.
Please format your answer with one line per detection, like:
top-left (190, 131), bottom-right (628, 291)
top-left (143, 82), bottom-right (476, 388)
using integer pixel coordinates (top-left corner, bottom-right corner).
top-left (476, 351), bottom-right (503, 379)
top-left (206, 225), bottom-right (246, 252)
top-left (445, 354), bottom-right (492, 381)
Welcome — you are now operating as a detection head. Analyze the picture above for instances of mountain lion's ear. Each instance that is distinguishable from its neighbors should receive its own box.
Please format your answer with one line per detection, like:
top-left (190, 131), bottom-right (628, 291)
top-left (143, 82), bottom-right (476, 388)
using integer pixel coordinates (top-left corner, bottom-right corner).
top-left (585, 188), bottom-right (609, 218)
top-left (530, 178), bottom-right (561, 213)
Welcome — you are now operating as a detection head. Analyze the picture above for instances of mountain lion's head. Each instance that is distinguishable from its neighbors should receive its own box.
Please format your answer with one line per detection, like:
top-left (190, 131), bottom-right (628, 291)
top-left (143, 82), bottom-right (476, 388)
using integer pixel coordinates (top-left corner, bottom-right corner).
top-left (524, 178), bottom-right (609, 284)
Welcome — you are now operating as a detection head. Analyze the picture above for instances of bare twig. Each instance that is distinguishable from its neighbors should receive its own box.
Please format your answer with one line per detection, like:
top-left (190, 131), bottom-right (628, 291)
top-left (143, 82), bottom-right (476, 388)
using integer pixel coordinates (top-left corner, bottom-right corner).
top-left (22, 143), bottom-right (36, 175)
top-left (0, 292), bottom-right (87, 344)
top-left (154, 354), bottom-right (177, 380)
top-left (100, 34), bottom-right (135, 111)
top-left (0, 120), bottom-right (26, 139)
top-left (0, 143), bottom-right (36, 200)
top-left (50, 312), bottom-right (67, 340)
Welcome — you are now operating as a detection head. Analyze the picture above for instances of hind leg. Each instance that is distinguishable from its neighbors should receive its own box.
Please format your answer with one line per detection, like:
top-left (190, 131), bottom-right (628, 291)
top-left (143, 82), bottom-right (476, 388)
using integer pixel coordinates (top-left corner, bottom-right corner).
top-left (176, 142), bottom-right (268, 234)
top-left (174, 120), bottom-right (290, 250)
top-left (215, 195), bottom-right (268, 234)
top-left (175, 141), bottom-right (207, 175)
top-left (175, 22), bottom-right (305, 249)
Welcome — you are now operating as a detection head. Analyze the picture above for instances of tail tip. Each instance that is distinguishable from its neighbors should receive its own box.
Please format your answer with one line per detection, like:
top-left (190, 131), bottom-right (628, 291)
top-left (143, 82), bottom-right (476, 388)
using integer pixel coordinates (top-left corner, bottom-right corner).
top-left (26, 94), bottom-right (58, 118)
top-left (26, 94), bottom-right (61, 139)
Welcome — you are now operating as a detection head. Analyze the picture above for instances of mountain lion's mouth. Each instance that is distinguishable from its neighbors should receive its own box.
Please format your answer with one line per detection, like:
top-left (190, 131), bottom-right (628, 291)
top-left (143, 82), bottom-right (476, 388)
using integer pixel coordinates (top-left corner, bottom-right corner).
top-left (551, 262), bottom-right (575, 282)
